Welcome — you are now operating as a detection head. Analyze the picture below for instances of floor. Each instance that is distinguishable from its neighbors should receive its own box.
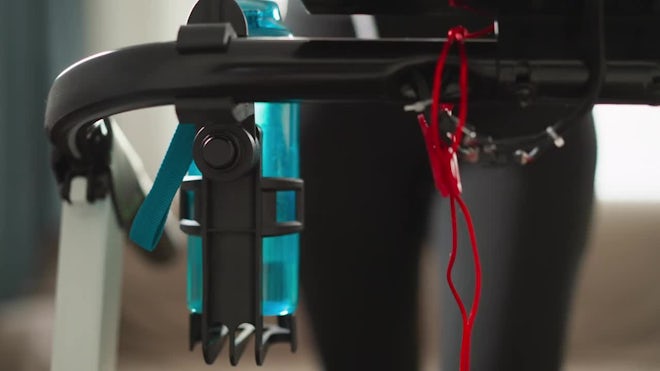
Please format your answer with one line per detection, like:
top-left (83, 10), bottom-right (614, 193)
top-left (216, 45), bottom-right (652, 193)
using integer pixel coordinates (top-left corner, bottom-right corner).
top-left (1, 202), bottom-right (660, 370)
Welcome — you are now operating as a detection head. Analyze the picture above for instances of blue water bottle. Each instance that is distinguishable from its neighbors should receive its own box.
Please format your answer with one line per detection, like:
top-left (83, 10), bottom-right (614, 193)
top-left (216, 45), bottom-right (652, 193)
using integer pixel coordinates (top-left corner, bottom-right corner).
top-left (186, 164), bottom-right (203, 314)
top-left (240, 0), bottom-right (300, 317)
top-left (186, 0), bottom-right (300, 317)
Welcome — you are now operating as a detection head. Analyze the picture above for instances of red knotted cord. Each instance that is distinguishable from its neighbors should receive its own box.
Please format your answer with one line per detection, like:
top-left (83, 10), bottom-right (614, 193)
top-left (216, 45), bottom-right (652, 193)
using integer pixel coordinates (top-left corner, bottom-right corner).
top-left (417, 22), bottom-right (494, 371)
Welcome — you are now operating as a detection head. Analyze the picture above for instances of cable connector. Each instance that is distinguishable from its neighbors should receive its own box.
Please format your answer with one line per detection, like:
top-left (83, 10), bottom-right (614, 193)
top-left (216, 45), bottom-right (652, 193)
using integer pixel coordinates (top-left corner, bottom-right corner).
top-left (545, 126), bottom-right (565, 148)
top-left (403, 99), bottom-right (432, 113)
top-left (514, 147), bottom-right (539, 165)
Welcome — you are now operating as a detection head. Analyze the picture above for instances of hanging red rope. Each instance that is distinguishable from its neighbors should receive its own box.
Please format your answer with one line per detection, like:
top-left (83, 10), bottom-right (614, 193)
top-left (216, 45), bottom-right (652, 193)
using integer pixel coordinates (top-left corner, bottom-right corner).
top-left (417, 21), bottom-right (494, 371)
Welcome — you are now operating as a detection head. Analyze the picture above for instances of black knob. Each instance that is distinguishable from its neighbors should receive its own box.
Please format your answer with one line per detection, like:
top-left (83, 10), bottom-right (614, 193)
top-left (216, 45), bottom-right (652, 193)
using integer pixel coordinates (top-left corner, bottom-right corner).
top-left (202, 135), bottom-right (237, 169)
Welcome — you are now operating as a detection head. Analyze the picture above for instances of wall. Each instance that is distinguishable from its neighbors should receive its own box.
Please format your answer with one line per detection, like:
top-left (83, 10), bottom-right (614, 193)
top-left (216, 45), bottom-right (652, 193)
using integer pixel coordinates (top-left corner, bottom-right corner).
top-left (83, 0), bottom-right (198, 177)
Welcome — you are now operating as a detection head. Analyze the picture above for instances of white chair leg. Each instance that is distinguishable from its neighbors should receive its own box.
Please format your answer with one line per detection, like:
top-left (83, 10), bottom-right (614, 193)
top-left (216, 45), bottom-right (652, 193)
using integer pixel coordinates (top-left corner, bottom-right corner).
top-left (51, 177), bottom-right (123, 371)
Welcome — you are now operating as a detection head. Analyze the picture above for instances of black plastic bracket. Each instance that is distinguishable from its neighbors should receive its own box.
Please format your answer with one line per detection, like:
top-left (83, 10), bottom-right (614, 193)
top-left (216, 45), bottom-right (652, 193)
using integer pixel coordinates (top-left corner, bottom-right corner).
top-left (52, 118), bottom-right (113, 203)
top-left (177, 96), bottom-right (302, 365)
top-left (178, 0), bottom-right (246, 55)
top-left (262, 178), bottom-right (304, 237)
top-left (175, 3), bottom-right (301, 363)
top-left (187, 0), bottom-right (248, 36)
top-left (177, 24), bottom-right (238, 54)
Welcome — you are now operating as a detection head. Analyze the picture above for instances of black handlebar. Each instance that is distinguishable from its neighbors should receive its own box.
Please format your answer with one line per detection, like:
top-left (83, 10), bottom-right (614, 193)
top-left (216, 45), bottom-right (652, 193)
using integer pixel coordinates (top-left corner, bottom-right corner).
top-left (45, 36), bottom-right (660, 159)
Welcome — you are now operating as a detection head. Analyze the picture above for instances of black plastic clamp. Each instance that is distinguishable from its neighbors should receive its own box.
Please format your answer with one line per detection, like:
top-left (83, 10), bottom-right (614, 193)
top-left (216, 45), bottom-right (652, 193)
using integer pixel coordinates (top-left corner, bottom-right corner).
top-left (52, 119), bottom-right (113, 203)
top-left (176, 90), bottom-right (302, 366)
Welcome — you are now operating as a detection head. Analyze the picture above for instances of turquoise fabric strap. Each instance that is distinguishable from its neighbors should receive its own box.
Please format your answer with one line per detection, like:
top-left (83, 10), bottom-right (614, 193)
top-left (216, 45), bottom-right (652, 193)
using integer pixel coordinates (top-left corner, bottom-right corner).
top-left (129, 123), bottom-right (196, 251)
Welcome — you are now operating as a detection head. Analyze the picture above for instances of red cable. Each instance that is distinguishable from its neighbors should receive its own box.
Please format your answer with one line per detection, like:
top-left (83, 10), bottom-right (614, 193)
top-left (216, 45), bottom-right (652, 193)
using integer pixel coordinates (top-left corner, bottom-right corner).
top-left (430, 34), bottom-right (457, 149)
top-left (418, 21), bottom-right (493, 371)
top-left (455, 195), bottom-right (482, 371)
top-left (448, 196), bottom-right (468, 325)
top-left (467, 24), bottom-right (496, 39)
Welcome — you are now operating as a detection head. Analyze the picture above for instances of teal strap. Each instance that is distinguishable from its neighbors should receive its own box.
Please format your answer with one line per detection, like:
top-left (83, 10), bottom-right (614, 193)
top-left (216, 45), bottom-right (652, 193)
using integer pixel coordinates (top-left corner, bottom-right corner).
top-left (129, 123), bottom-right (196, 251)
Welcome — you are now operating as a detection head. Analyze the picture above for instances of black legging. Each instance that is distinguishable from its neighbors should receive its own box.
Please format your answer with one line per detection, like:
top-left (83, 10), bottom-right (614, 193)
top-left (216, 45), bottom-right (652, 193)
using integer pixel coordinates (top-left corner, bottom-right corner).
top-left (288, 3), bottom-right (598, 369)
top-left (299, 101), bottom-right (596, 370)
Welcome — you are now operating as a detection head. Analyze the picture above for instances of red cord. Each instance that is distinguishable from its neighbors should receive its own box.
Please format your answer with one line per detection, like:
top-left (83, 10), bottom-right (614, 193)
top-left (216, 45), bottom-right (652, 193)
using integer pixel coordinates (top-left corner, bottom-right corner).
top-left (418, 22), bottom-right (493, 371)
top-left (448, 197), bottom-right (468, 325)
top-left (456, 195), bottom-right (482, 371)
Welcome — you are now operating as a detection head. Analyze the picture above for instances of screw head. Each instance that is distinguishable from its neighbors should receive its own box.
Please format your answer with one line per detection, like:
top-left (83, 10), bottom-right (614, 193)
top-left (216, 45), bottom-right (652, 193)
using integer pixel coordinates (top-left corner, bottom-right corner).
top-left (202, 135), bottom-right (237, 169)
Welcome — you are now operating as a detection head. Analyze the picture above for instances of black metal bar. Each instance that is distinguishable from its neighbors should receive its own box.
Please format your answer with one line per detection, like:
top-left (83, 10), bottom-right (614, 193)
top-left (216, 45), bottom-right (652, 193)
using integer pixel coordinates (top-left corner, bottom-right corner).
top-left (45, 36), bottom-right (660, 160)
top-left (300, 0), bottom-right (660, 17)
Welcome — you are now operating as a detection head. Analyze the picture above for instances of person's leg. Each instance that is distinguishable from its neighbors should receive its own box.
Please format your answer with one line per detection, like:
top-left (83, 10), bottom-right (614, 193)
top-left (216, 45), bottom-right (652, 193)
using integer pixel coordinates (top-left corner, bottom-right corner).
top-left (300, 102), bottom-right (432, 371)
top-left (436, 116), bottom-right (597, 370)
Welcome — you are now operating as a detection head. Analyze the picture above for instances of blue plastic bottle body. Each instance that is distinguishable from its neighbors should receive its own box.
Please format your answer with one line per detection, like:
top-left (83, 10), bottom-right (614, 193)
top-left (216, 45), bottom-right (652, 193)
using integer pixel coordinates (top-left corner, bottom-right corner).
top-left (184, 0), bottom-right (299, 316)
top-left (239, 0), bottom-right (300, 316)
top-left (256, 103), bottom-right (300, 316)
top-left (187, 163), bottom-right (203, 314)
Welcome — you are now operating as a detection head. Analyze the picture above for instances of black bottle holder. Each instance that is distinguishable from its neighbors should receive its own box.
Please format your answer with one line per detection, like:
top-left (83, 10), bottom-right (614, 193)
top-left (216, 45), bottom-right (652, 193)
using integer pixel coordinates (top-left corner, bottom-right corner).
top-left (177, 97), bottom-right (303, 365)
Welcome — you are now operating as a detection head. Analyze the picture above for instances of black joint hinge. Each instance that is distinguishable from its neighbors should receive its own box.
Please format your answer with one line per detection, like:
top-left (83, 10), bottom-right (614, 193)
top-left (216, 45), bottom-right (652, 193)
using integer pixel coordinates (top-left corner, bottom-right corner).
top-left (51, 119), bottom-right (113, 203)
top-left (177, 24), bottom-right (237, 54)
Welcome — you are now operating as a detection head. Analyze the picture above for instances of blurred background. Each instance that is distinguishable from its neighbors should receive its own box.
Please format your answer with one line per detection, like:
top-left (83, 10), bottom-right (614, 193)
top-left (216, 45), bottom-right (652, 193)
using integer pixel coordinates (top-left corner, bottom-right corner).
top-left (1, 1), bottom-right (659, 370)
